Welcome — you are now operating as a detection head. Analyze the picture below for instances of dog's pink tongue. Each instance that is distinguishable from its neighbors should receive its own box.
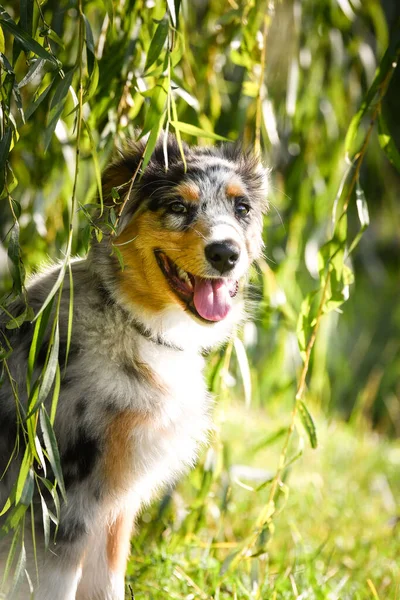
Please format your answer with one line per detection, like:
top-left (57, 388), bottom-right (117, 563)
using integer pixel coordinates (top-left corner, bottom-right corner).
top-left (193, 278), bottom-right (232, 321)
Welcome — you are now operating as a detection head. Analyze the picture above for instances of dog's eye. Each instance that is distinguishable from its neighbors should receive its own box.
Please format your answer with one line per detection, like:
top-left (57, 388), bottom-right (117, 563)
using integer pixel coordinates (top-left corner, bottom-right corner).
top-left (168, 201), bottom-right (188, 214)
top-left (235, 201), bottom-right (250, 217)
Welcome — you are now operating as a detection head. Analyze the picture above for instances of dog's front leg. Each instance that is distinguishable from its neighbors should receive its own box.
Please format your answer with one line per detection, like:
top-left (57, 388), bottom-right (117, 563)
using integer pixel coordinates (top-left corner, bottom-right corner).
top-left (76, 505), bottom-right (135, 600)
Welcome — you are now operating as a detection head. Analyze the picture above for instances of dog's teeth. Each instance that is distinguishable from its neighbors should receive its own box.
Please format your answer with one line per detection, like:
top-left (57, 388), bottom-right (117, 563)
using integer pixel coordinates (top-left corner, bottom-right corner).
top-left (177, 267), bottom-right (193, 288)
top-left (183, 273), bottom-right (193, 288)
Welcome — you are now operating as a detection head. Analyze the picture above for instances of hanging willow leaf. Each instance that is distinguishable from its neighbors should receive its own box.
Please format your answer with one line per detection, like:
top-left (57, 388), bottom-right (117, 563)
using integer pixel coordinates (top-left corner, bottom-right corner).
top-left (141, 79), bottom-right (168, 136)
top-left (7, 222), bottom-right (25, 294)
top-left (141, 111), bottom-right (166, 172)
top-left (19, 0), bottom-right (33, 37)
top-left (44, 68), bottom-right (75, 151)
top-left (233, 336), bottom-right (252, 407)
top-left (24, 79), bottom-right (54, 120)
top-left (17, 58), bottom-right (45, 88)
top-left (345, 40), bottom-right (400, 155)
top-left (39, 407), bottom-right (67, 502)
top-left (167, 0), bottom-right (177, 26)
top-left (15, 448), bottom-right (32, 505)
top-left (8, 542), bottom-right (26, 598)
top-left (297, 400), bottom-right (318, 448)
top-left (378, 112), bottom-right (400, 173)
top-left (170, 120), bottom-right (230, 141)
top-left (37, 322), bottom-right (59, 406)
top-left (347, 182), bottom-right (370, 254)
top-left (0, 7), bottom-right (60, 68)
top-left (145, 19), bottom-right (169, 72)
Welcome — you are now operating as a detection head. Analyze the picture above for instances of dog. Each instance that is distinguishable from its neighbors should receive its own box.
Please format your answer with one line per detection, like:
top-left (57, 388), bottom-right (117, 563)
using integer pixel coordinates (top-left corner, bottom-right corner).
top-left (0, 135), bottom-right (268, 599)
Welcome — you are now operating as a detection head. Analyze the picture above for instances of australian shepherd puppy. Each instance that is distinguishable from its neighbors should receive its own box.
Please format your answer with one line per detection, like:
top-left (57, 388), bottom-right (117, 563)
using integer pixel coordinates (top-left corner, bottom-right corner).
top-left (0, 135), bottom-right (268, 599)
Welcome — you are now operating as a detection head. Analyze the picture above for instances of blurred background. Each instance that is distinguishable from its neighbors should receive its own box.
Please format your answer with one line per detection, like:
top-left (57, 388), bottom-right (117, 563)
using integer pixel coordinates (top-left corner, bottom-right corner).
top-left (1, 0), bottom-right (400, 597)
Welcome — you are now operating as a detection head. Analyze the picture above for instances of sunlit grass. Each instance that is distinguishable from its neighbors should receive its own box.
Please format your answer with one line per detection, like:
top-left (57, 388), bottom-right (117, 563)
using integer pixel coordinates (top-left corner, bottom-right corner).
top-left (128, 404), bottom-right (400, 599)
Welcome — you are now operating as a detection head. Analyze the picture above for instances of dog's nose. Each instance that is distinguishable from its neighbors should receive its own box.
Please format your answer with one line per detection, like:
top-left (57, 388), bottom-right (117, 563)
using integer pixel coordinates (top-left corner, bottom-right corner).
top-left (205, 241), bottom-right (240, 274)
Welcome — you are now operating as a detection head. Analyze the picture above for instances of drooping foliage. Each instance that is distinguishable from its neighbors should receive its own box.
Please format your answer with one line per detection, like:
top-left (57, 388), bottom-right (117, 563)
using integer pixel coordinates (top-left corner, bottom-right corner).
top-left (0, 0), bottom-right (400, 597)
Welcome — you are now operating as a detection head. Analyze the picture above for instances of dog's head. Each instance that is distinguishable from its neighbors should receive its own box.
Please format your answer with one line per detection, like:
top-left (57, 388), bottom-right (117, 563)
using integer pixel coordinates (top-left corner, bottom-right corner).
top-left (94, 136), bottom-right (268, 347)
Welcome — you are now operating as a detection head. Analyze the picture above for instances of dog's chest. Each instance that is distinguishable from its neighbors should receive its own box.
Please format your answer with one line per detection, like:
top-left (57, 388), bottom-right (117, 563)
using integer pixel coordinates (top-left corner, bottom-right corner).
top-left (104, 344), bottom-right (211, 504)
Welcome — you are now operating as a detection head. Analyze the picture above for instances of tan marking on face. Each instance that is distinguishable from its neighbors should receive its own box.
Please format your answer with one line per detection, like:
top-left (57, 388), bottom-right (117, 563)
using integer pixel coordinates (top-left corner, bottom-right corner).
top-left (175, 181), bottom-right (200, 202)
top-left (226, 182), bottom-right (245, 197)
top-left (104, 410), bottom-right (150, 492)
top-left (115, 211), bottom-right (210, 313)
top-left (106, 507), bottom-right (135, 575)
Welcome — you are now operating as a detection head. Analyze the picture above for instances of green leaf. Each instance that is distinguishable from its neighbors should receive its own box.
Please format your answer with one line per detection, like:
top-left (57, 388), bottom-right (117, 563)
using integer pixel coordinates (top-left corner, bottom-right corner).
top-left (83, 58), bottom-right (99, 103)
top-left (0, 126), bottom-right (12, 196)
top-left (19, 0), bottom-right (33, 36)
top-left (5, 305), bottom-right (34, 331)
top-left (40, 494), bottom-right (50, 549)
top-left (18, 58), bottom-right (45, 88)
top-left (0, 20), bottom-right (4, 52)
top-left (15, 447), bottom-right (31, 505)
top-left (8, 542), bottom-right (26, 598)
top-left (233, 337), bottom-right (252, 407)
top-left (167, 0), bottom-right (177, 26)
top-left (39, 407), bottom-right (67, 502)
top-left (34, 435), bottom-right (47, 477)
top-left (355, 183), bottom-right (370, 229)
top-left (7, 222), bottom-right (25, 294)
top-left (103, 0), bottom-right (114, 27)
top-left (64, 261), bottom-right (74, 370)
top-left (45, 28), bottom-right (65, 48)
top-left (20, 469), bottom-right (34, 506)
top-left (141, 111), bottom-right (166, 172)
top-left (170, 93), bottom-right (187, 170)
top-left (44, 68), bottom-right (76, 151)
top-left (27, 296), bottom-right (54, 387)
top-left (296, 291), bottom-right (317, 360)
top-left (0, 527), bottom-right (19, 587)
top-left (170, 121), bottom-right (230, 141)
top-left (83, 120), bottom-right (103, 212)
top-left (347, 182), bottom-right (370, 254)
top-left (1, 503), bottom-right (28, 536)
top-left (145, 19), bottom-right (169, 72)
top-left (24, 79), bottom-right (54, 120)
top-left (0, 8), bottom-right (60, 68)
top-left (220, 549), bottom-right (241, 576)
top-left (37, 322), bottom-right (60, 406)
top-left (50, 363), bottom-right (61, 426)
top-left (345, 41), bottom-right (400, 156)
top-left (141, 80), bottom-right (168, 136)
top-left (252, 427), bottom-right (287, 452)
top-left (297, 400), bottom-right (318, 448)
top-left (378, 112), bottom-right (400, 173)
top-left (83, 15), bottom-right (95, 75)
top-left (111, 244), bottom-right (126, 271)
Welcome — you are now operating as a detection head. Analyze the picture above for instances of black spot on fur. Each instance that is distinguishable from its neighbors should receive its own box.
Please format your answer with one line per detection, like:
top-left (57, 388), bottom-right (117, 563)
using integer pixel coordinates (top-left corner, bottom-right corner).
top-left (75, 399), bottom-right (86, 418)
top-left (0, 397), bottom-right (20, 477)
top-left (51, 517), bottom-right (87, 544)
top-left (96, 281), bottom-right (115, 307)
top-left (61, 428), bottom-right (100, 488)
top-left (104, 401), bottom-right (118, 414)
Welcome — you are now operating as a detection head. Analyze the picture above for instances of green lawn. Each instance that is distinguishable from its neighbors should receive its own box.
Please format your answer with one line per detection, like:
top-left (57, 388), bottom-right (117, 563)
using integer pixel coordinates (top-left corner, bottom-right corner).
top-left (127, 404), bottom-right (400, 599)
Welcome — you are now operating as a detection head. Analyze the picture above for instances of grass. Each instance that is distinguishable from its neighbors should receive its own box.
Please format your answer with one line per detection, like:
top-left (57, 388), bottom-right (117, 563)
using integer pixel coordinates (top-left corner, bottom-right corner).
top-left (127, 403), bottom-right (400, 599)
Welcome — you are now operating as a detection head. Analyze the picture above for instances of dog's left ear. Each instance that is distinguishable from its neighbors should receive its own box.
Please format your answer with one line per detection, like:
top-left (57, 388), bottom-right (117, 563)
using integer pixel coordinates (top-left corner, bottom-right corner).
top-left (99, 135), bottom-right (189, 231)
top-left (101, 139), bottom-right (146, 207)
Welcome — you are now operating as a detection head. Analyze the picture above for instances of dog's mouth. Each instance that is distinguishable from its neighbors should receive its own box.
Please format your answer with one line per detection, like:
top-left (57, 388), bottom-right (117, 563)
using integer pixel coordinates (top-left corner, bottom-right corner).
top-left (155, 250), bottom-right (239, 322)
